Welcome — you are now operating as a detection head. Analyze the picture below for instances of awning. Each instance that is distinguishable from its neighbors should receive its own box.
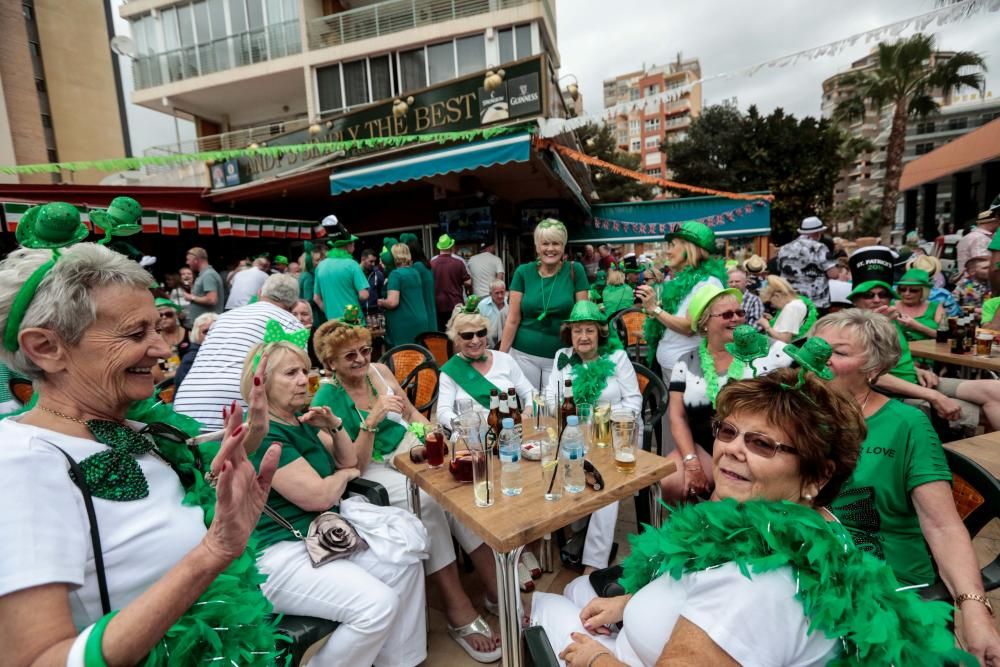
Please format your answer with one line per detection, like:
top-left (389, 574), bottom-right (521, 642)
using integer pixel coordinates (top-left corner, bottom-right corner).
top-left (900, 117), bottom-right (1000, 191)
top-left (330, 133), bottom-right (532, 195)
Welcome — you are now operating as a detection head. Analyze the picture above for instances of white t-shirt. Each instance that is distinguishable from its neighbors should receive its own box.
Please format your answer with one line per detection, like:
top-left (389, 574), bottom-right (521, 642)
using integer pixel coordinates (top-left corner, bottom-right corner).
top-left (437, 350), bottom-right (534, 429)
top-left (828, 279), bottom-right (852, 305)
top-left (544, 348), bottom-right (642, 419)
top-left (0, 417), bottom-right (206, 630)
top-left (468, 251), bottom-right (505, 298)
top-left (655, 276), bottom-right (723, 371)
top-left (772, 298), bottom-right (808, 335)
top-left (225, 266), bottom-right (269, 310)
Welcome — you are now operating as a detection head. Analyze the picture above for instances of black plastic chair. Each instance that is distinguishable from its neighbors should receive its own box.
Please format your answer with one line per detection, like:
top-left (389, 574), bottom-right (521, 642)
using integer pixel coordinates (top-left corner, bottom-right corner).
top-left (275, 478), bottom-right (390, 666)
top-left (920, 448), bottom-right (1000, 602)
top-left (633, 363), bottom-right (669, 527)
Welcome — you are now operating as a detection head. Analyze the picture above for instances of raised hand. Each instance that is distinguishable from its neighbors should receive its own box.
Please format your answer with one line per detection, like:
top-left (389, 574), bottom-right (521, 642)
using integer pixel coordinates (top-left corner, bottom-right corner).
top-left (243, 351), bottom-right (271, 454)
top-left (299, 405), bottom-right (342, 433)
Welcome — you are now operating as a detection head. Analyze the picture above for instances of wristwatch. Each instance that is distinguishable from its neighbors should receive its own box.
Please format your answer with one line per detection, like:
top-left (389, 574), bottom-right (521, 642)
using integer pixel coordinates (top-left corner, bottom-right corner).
top-left (955, 593), bottom-right (995, 616)
top-left (650, 306), bottom-right (663, 317)
top-left (682, 453), bottom-right (699, 464)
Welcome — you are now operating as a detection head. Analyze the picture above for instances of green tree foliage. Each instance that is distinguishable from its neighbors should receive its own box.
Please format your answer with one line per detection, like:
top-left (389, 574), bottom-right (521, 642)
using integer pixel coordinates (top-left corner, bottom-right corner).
top-left (665, 105), bottom-right (864, 242)
top-left (833, 33), bottom-right (986, 233)
top-left (575, 123), bottom-right (654, 203)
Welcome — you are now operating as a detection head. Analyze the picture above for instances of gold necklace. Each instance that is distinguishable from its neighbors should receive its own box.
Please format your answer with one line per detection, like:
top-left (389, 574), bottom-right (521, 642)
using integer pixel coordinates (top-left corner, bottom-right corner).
top-left (37, 405), bottom-right (122, 425)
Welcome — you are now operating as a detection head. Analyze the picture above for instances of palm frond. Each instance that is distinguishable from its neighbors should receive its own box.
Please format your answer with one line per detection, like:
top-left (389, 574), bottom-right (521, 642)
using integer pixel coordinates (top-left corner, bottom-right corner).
top-left (908, 94), bottom-right (940, 118)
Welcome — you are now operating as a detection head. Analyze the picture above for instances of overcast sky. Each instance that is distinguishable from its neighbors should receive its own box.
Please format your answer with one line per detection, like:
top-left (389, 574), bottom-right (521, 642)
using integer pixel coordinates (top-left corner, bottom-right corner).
top-left (557, 0), bottom-right (997, 119)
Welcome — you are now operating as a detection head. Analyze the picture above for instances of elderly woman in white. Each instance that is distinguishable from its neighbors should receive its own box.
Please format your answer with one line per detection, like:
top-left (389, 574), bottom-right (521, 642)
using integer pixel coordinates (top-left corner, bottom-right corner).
top-left (545, 301), bottom-right (642, 572)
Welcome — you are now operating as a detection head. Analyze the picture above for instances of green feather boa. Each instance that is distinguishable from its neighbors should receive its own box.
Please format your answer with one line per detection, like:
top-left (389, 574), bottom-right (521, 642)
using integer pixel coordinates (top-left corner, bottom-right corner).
top-left (125, 399), bottom-right (285, 666)
top-left (567, 352), bottom-right (617, 408)
top-left (771, 295), bottom-right (819, 340)
top-left (326, 247), bottom-right (355, 260)
top-left (643, 258), bottom-right (728, 365)
top-left (620, 499), bottom-right (973, 666)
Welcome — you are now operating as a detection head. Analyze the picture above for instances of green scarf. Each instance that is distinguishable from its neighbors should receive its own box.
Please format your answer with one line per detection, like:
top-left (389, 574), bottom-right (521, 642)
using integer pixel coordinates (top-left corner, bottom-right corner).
top-left (643, 258), bottom-right (728, 365)
top-left (327, 247), bottom-right (355, 261)
top-left (440, 355), bottom-right (500, 410)
top-left (312, 382), bottom-right (407, 462)
top-left (620, 498), bottom-right (973, 666)
top-left (771, 295), bottom-right (819, 340)
top-left (556, 350), bottom-right (617, 408)
top-left (124, 399), bottom-right (283, 665)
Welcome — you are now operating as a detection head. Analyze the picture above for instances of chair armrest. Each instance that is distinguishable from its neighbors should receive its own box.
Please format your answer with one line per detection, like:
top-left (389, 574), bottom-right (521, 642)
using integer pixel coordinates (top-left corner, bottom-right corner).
top-left (523, 625), bottom-right (560, 667)
top-left (642, 423), bottom-right (654, 453)
top-left (345, 478), bottom-right (390, 506)
top-left (275, 615), bottom-right (339, 666)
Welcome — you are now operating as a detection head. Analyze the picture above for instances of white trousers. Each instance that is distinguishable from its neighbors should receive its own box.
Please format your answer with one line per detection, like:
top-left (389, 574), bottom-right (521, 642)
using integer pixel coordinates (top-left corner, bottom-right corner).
top-left (530, 576), bottom-right (618, 667)
top-left (362, 461), bottom-right (485, 573)
top-left (510, 347), bottom-right (554, 392)
top-left (582, 501), bottom-right (619, 569)
top-left (257, 539), bottom-right (427, 667)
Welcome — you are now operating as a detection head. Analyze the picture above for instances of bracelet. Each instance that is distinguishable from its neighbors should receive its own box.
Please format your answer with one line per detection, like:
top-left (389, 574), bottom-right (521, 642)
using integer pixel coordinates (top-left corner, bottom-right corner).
top-left (84, 610), bottom-right (119, 667)
top-left (586, 650), bottom-right (613, 667)
top-left (359, 421), bottom-right (379, 434)
top-left (327, 420), bottom-right (343, 435)
top-left (955, 592), bottom-right (994, 616)
top-left (682, 453), bottom-right (698, 463)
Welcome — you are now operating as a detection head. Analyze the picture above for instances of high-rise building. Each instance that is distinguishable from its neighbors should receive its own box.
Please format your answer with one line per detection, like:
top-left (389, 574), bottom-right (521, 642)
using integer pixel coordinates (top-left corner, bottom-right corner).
top-left (0, 0), bottom-right (130, 185)
top-left (602, 55), bottom-right (702, 179)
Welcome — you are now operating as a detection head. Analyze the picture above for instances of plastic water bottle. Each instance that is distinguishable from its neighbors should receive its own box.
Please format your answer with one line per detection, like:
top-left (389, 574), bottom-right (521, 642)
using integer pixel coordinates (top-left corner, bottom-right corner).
top-left (499, 417), bottom-right (523, 496)
top-left (561, 416), bottom-right (586, 494)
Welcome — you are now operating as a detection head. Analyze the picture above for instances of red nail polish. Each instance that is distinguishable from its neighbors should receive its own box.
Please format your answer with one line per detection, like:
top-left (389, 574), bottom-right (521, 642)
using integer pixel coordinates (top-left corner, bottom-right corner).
top-left (254, 377), bottom-right (261, 386)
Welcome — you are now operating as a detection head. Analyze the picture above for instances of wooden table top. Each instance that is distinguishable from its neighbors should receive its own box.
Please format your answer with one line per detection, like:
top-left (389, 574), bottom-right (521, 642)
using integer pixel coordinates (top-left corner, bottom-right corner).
top-left (945, 431), bottom-right (1000, 479)
top-left (394, 444), bottom-right (675, 553)
top-left (909, 340), bottom-right (1000, 372)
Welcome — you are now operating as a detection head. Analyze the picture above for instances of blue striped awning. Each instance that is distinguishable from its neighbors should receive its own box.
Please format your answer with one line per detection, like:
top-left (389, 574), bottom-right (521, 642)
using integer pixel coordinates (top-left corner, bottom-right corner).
top-left (330, 133), bottom-right (533, 195)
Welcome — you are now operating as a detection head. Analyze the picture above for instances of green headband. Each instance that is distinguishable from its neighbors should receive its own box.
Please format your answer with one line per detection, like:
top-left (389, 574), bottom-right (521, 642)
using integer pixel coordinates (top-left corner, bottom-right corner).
top-left (537, 218), bottom-right (566, 232)
top-left (251, 319), bottom-right (310, 373)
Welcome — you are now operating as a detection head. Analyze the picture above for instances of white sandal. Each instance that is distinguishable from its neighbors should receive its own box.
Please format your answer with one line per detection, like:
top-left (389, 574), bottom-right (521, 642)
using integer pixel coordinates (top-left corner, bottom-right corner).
top-left (447, 615), bottom-right (501, 663)
top-left (521, 551), bottom-right (542, 579)
top-left (517, 562), bottom-right (535, 592)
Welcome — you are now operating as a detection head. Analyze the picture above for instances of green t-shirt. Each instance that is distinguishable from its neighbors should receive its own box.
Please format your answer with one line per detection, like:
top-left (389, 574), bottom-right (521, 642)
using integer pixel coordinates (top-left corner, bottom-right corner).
top-left (315, 256), bottom-right (368, 320)
top-left (385, 266), bottom-right (426, 346)
top-left (601, 284), bottom-right (634, 315)
top-left (830, 399), bottom-right (951, 586)
top-left (982, 296), bottom-right (1000, 325)
top-left (412, 262), bottom-right (436, 333)
top-left (887, 326), bottom-right (919, 384)
top-left (510, 261), bottom-right (589, 357)
top-left (250, 420), bottom-right (336, 551)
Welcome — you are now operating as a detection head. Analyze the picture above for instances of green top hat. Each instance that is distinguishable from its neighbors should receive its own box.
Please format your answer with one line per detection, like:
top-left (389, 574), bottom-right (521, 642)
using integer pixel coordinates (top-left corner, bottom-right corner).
top-left (399, 232), bottom-right (419, 245)
top-left (325, 218), bottom-right (358, 248)
top-left (340, 304), bottom-right (363, 326)
top-left (274, 255), bottom-right (289, 265)
top-left (847, 246), bottom-right (899, 300)
top-left (462, 295), bottom-right (481, 314)
top-left (664, 220), bottom-right (717, 254)
top-left (91, 196), bottom-right (142, 242)
top-left (620, 255), bottom-right (643, 273)
top-left (896, 268), bottom-right (931, 288)
top-left (725, 324), bottom-right (770, 362)
top-left (686, 284), bottom-right (743, 332)
top-left (783, 338), bottom-right (834, 381)
top-left (154, 297), bottom-right (182, 312)
top-left (565, 300), bottom-right (606, 324)
top-left (593, 270), bottom-right (607, 287)
top-left (16, 202), bottom-right (90, 249)
top-left (436, 234), bottom-right (456, 250)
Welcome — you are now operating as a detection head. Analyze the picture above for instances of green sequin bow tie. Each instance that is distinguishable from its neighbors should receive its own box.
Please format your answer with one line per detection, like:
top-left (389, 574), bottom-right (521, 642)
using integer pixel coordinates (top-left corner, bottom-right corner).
top-left (557, 352), bottom-right (583, 370)
top-left (79, 420), bottom-right (155, 501)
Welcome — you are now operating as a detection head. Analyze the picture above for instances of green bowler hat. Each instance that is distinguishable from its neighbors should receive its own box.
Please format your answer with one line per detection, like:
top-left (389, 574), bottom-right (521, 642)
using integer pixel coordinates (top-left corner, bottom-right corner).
top-left (154, 297), bottom-right (182, 311)
top-left (783, 337), bottom-right (834, 381)
top-left (91, 196), bottom-right (142, 238)
top-left (274, 255), bottom-right (289, 265)
top-left (565, 300), bottom-right (606, 324)
top-left (725, 324), bottom-right (770, 362)
top-left (436, 233), bottom-right (456, 250)
top-left (16, 202), bottom-right (90, 249)
top-left (664, 220), bottom-right (717, 254)
top-left (686, 284), bottom-right (743, 332)
top-left (896, 268), bottom-right (931, 288)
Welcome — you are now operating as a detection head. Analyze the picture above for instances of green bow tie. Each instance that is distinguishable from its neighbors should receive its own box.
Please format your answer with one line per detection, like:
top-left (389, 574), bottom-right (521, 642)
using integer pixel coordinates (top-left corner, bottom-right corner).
top-left (557, 352), bottom-right (583, 370)
top-left (79, 420), bottom-right (155, 501)
top-left (461, 353), bottom-right (488, 363)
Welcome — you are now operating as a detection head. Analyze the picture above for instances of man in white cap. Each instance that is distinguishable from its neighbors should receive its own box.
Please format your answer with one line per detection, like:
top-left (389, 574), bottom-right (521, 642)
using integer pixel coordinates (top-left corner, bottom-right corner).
top-left (775, 216), bottom-right (838, 309)
top-left (956, 198), bottom-right (1000, 277)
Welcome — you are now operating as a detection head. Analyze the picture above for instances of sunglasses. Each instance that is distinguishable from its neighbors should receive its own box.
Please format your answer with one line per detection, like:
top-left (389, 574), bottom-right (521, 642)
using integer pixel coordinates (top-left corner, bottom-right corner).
top-left (158, 311), bottom-right (177, 319)
top-left (857, 290), bottom-right (890, 300)
top-left (709, 309), bottom-right (746, 320)
top-left (896, 286), bottom-right (923, 294)
top-left (712, 419), bottom-right (798, 458)
top-left (583, 459), bottom-right (604, 491)
top-left (458, 328), bottom-right (488, 341)
top-left (341, 346), bottom-right (372, 363)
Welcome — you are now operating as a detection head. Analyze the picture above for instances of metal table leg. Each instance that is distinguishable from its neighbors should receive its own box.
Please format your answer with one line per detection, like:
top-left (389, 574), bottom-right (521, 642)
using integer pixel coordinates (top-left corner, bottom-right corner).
top-left (406, 478), bottom-right (422, 518)
top-left (494, 545), bottom-right (525, 666)
top-left (649, 480), bottom-right (663, 529)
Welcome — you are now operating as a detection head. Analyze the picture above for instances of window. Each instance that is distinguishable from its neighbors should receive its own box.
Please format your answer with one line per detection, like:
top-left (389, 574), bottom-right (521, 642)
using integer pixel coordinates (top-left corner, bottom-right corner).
top-left (369, 55), bottom-right (392, 102)
top-left (981, 111), bottom-right (1000, 125)
top-left (342, 59), bottom-right (368, 107)
top-left (514, 25), bottom-right (531, 59)
top-left (644, 118), bottom-right (660, 132)
top-left (916, 121), bottom-right (935, 134)
top-left (628, 119), bottom-right (639, 134)
top-left (645, 84), bottom-right (658, 96)
top-left (316, 64), bottom-right (343, 113)
top-left (644, 135), bottom-right (659, 149)
top-left (456, 34), bottom-right (485, 76)
top-left (646, 168), bottom-right (661, 177)
top-left (947, 117), bottom-right (968, 131)
top-left (617, 132), bottom-right (627, 146)
top-left (915, 142), bottom-right (935, 155)
top-left (427, 41), bottom-right (455, 84)
top-left (630, 139), bottom-right (641, 152)
top-left (398, 48), bottom-right (426, 93)
top-left (498, 29), bottom-right (514, 64)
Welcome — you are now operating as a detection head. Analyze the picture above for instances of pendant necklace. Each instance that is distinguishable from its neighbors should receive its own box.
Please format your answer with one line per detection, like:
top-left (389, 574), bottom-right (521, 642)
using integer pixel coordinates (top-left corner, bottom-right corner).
top-left (536, 262), bottom-right (563, 322)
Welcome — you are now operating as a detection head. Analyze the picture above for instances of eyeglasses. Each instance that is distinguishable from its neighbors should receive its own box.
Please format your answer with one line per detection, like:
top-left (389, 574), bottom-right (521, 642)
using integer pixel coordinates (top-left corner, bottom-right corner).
top-left (896, 286), bottom-right (923, 294)
top-left (712, 419), bottom-right (798, 458)
top-left (341, 346), bottom-right (372, 362)
top-left (857, 290), bottom-right (890, 300)
top-left (159, 311), bottom-right (176, 319)
top-left (709, 309), bottom-right (746, 321)
top-left (458, 328), bottom-right (488, 341)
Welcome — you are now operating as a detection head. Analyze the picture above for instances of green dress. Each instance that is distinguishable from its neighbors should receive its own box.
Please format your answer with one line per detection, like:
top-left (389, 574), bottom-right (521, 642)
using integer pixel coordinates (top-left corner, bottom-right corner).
top-left (830, 399), bottom-right (951, 586)
top-left (412, 261), bottom-right (436, 333)
top-left (509, 261), bottom-right (589, 358)
top-left (250, 420), bottom-right (336, 551)
top-left (385, 266), bottom-right (427, 346)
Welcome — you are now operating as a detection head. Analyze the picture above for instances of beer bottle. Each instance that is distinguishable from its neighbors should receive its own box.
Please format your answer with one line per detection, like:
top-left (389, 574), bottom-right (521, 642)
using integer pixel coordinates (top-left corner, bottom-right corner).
top-left (507, 387), bottom-right (523, 439)
top-left (560, 379), bottom-right (577, 431)
top-left (497, 392), bottom-right (512, 455)
top-left (485, 389), bottom-right (501, 453)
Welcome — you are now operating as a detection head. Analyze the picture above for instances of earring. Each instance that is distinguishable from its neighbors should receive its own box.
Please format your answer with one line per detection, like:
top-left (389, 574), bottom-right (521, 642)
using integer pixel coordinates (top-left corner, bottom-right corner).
top-left (803, 493), bottom-right (814, 501)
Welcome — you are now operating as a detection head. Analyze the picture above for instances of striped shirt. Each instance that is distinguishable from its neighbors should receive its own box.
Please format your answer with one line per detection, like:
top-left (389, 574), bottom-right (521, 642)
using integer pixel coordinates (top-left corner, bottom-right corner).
top-left (173, 302), bottom-right (302, 431)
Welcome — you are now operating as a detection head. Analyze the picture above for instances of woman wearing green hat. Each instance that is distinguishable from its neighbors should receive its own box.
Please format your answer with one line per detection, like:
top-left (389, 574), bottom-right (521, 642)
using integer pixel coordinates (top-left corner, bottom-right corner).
top-left (500, 219), bottom-right (590, 390)
top-left (600, 266), bottom-right (634, 315)
top-left (662, 285), bottom-right (791, 502)
top-left (893, 269), bottom-right (944, 342)
top-left (635, 221), bottom-right (727, 381)
top-left (151, 298), bottom-right (191, 383)
top-left (544, 301), bottom-right (641, 571)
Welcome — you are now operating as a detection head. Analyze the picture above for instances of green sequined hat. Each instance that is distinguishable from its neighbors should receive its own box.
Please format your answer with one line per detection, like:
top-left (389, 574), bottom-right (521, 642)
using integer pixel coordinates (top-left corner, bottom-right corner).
top-left (90, 196), bottom-right (142, 245)
top-left (15, 202), bottom-right (89, 249)
top-left (664, 220), bottom-right (717, 254)
top-left (340, 304), bottom-right (363, 327)
top-left (565, 300), bottom-right (606, 324)
top-left (725, 324), bottom-right (770, 363)
top-left (783, 337), bottom-right (834, 381)
top-left (593, 270), bottom-right (607, 287)
top-left (462, 295), bottom-right (481, 313)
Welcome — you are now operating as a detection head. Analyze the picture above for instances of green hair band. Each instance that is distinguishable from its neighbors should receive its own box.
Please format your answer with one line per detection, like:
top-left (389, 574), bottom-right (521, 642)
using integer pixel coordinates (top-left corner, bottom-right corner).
top-left (251, 319), bottom-right (310, 372)
top-left (3, 252), bottom-right (59, 352)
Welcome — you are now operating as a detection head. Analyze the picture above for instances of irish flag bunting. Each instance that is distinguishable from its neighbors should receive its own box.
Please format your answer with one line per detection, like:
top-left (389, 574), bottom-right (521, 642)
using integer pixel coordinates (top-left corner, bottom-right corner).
top-left (3, 203), bottom-right (30, 232)
top-left (245, 219), bottom-right (259, 238)
top-left (181, 213), bottom-right (197, 230)
top-left (160, 212), bottom-right (180, 236)
top-left (286, 224), bottom-right (299, 239)
top-left (216, 215), bottom-right (231, 236)
top-left (231, 217), bottom-right (246, 237)
top-left (198, 215), bottom-right (214, 235)
top-left (274, 222), bottom-right (287, 239)
top-left (260, 221), bottom-right (274, 238)
top-left (141, 210), bottom-right (159, 234)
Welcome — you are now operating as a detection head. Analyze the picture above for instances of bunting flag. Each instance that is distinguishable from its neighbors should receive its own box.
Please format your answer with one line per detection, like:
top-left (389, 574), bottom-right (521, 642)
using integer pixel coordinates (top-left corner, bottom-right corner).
top-left (591, 200), bottom-right (768, 234)
top-left (232, 217), bottom-right (247, 237)
top-left (198, 215), bottom-right (214, 235)
top-left (216, 215), bottom-right (232, 237)
top-left (181, 213), bottom-right (198, 230)
top-left (244, 219), bottom-right (259, 238)
top-left (286, 223), bottom-right (299, 240)
top-left (261, 221), bottom-right (274, 238)
top-left (273, 222), bottom-right (286, 239)
top-left (77, 206), bottom-right (92, 231)
top-left (141, 210), bottom-right (159, 234)
top-left (160, 212), bottom-right (180, 236)
top-left (3, 202), bottom-right (29, 232)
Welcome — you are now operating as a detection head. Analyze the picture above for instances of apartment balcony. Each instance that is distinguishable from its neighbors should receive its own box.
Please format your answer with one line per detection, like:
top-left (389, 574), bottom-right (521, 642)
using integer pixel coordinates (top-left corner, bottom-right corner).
top-left (307, 0), bottom-right (554, 50)
top-left (132, 20), bottom-right (301, 90)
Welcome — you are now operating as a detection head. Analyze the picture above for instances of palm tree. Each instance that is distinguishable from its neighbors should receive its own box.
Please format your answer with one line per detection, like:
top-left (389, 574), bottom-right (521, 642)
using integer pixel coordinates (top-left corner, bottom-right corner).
top-left (833, 33), bottom-right (986, 233)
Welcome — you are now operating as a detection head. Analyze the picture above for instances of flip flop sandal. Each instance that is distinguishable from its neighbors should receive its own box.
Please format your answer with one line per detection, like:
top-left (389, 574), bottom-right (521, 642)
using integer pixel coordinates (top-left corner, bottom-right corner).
top-left (484, 596), bottom-right (529, 628)
top-left (518, 562), bottom-right (535, 592)
top-left (447, 615), bottom-right (502, 663)
top-left (521, 551), bottom-right (542, 579)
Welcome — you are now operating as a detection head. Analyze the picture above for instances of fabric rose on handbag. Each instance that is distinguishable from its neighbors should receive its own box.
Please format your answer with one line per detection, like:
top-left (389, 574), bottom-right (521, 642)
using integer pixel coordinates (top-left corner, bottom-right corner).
top-left (305, 511), bottom-right (368, 567)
